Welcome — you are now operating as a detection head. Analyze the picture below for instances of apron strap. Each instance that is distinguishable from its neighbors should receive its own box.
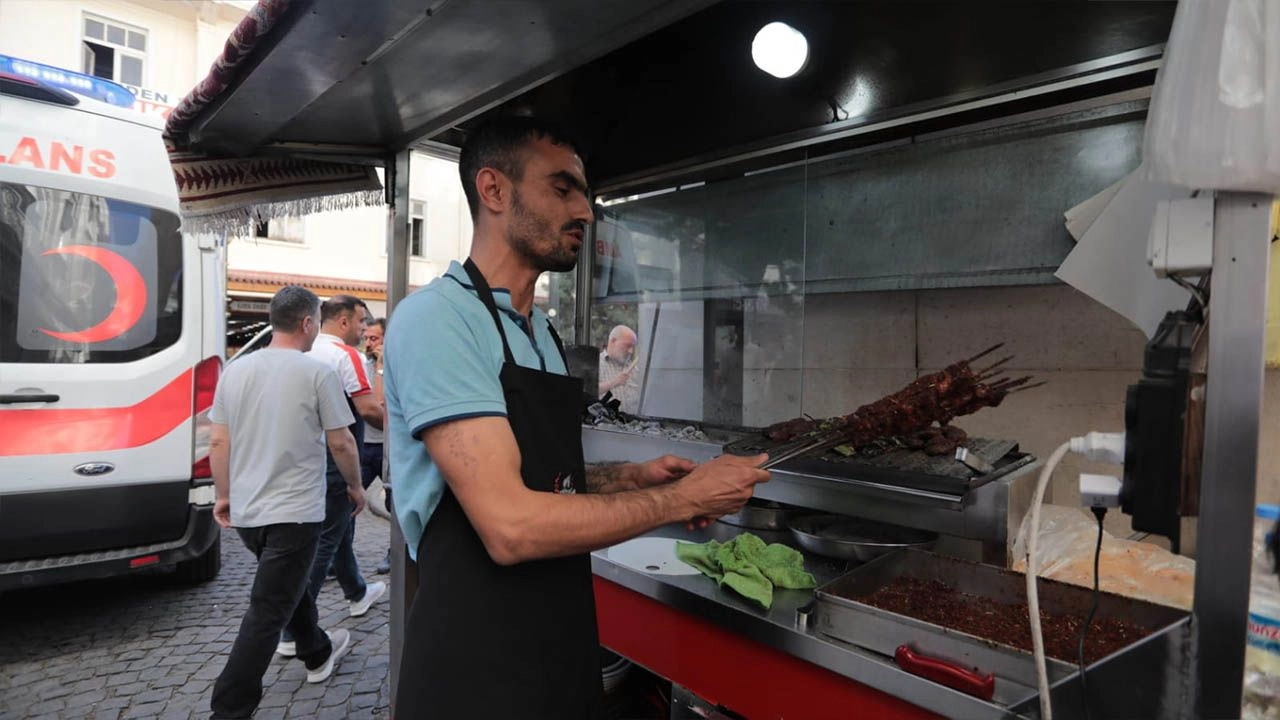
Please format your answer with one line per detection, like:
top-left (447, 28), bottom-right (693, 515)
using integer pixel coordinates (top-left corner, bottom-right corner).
top-left (544, 321), bottom-right (570, 367)
top-left (461, 258), bottom-right (516, 365)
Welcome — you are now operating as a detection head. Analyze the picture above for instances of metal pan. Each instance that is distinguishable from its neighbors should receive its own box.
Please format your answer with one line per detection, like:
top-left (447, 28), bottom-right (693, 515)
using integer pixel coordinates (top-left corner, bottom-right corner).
top-left (719, 499), bottom-right (795, 531)
top-left (788, 514), bottom-right (937, 562)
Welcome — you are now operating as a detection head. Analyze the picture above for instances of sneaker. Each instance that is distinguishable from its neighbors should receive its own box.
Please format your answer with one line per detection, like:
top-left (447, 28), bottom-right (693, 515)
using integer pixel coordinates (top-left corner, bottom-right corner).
top-left (305, 629), bottom-right (351, 683)
top-left (349, 580), bottom-right (386, 617)
top-left (375, 551), bottom-right (391, 575)
top-left (275, 640), bottom-right (296, 658)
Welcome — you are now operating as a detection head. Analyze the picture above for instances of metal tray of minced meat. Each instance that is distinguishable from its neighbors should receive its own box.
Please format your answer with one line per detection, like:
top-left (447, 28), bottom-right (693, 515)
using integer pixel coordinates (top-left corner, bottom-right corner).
top-left (723, 433), bottom-right (1034, 496)
top-left (810, 550), bottom-right (1188, 701)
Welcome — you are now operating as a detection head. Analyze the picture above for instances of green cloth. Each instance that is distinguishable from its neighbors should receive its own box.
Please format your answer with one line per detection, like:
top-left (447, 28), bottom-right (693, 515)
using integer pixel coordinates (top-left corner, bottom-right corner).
top-left (675, 533), bottom-right (817, 610)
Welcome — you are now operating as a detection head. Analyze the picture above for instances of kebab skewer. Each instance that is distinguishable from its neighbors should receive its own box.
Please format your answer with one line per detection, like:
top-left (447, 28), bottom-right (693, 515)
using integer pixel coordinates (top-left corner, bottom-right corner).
top-left (763, 345), bottom-right (1039, 458)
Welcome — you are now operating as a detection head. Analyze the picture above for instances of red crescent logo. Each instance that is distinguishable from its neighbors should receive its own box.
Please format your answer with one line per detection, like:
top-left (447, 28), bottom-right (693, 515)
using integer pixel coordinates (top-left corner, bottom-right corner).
top-left (37, 245), bottom-right (147, 343)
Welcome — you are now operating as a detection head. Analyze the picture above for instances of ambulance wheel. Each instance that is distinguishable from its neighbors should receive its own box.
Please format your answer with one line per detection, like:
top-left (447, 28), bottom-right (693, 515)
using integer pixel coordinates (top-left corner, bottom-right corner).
top-left (176, 533), bottom-right (222, 583)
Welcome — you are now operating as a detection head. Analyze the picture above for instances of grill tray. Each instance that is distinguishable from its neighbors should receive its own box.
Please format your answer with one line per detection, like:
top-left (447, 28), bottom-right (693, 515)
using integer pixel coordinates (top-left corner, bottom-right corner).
top-left (811, 550), bottom-right (1188, 697)
top-left (723, 434), bottom-right (1033, 496)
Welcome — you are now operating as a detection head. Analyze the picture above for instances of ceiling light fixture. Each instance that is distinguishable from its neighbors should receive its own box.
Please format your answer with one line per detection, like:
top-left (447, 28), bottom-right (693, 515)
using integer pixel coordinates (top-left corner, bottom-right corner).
top-left (752, 22), bottom-right (808, 79)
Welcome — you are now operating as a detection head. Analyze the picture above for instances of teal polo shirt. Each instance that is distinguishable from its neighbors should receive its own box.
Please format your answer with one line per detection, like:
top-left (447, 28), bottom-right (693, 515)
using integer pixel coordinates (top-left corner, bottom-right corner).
top-left (384, 260), bottom-right (568, 560)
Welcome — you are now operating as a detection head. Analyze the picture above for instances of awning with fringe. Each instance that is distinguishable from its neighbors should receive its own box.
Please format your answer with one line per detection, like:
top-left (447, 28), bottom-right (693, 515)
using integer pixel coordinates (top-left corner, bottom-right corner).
top-left (165, 0), bottom-right (382, 235)
top-left (168, 143), bottom-right (383, 236)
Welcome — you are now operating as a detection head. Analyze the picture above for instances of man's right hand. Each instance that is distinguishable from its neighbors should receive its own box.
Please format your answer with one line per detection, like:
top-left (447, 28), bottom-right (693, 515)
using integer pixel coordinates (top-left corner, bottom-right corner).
top-left (214, 497), bottom-right (232, 529)
top-left (670, 453), bottom-right (770, 521)
top-left (348, 485), bottom-right (367, 518)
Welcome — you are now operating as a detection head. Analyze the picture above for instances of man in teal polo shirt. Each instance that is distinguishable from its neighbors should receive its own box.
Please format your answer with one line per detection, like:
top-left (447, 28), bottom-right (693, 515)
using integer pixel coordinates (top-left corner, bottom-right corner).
top-left (384, 116), bottom-right (770, 719)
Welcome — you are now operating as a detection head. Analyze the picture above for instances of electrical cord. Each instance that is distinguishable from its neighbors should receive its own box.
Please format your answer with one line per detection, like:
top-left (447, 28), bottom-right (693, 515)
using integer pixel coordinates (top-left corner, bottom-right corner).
top-left (1026, 440), bottom-right (1072, 720)
top-left (1171, 275), bottom-right (1208, 311)
top-left (1028, 433), bottom-right (1123, 720)
top-left (1077, 506), bottom-right (1106, 720)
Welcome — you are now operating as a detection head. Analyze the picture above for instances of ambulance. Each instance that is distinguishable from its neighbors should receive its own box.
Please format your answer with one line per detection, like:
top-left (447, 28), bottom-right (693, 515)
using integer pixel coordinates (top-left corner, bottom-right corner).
top-left (0, 56), bottom-right (224, 589)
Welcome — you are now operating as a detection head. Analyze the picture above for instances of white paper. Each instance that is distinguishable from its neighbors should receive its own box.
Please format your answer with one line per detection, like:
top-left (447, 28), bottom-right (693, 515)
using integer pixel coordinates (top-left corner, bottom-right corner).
top-left (1056, 167), bottom-right (1193, 338)
top-left (1064, 176), bottom-right (1125, 242)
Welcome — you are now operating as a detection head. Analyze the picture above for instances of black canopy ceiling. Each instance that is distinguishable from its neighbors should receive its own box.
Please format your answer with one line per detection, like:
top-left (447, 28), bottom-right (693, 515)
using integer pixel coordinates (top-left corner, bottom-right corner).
top-left (177, 1), bottom-right (1174, 187)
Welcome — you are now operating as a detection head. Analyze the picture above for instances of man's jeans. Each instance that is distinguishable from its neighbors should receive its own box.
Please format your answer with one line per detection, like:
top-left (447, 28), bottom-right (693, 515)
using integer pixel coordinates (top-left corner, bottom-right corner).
top-left (310, 469), bottom-right (367, 603)
top-left (211, 523), bottom-right (332, 719)
top-left (360, 442), bottom-right (383, 490)
top-left (283, 471), bottom-right (367, 646)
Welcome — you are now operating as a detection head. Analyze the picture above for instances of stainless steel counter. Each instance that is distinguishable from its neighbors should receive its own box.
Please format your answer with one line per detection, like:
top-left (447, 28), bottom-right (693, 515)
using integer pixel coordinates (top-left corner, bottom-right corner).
top-left (594, 525), bottom-right (1193, 720)
top-left (585, 424), bottom-right (1191, 719)
top-left (591, 523), bottom-right (1026, 719)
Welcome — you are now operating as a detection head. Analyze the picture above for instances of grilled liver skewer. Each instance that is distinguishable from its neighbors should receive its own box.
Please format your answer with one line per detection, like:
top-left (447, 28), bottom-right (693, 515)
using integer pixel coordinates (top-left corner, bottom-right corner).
top-left (762, 346), bottom-right (1039, 452)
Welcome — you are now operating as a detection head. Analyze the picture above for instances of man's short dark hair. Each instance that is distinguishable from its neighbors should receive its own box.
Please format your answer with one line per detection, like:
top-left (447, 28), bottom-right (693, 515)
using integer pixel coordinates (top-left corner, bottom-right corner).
top-left (321, 294), bottom-right (368, 323)
top-left (458, 115), bottom-right (581, 221)
top-left (370, 317), bottom-right (386, 332)
top-left (270, 285), bottom-right (320, 333)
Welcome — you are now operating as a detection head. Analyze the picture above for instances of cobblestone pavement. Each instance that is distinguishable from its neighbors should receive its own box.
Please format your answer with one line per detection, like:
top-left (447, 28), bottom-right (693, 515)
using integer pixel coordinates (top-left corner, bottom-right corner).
top-left (0, 505), bottom-right (394, 720)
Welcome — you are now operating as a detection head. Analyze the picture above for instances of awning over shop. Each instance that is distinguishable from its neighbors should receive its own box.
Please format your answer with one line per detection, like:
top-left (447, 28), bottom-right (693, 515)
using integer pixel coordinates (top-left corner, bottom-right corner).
top-left (164, 0), bottom-right (1174, 193)
top-left (165, 0), bottom-right (714, 160)
top-left (227, 268), bottom-right (397, 300)
top-left (165, 0), bottom-right (383, 234)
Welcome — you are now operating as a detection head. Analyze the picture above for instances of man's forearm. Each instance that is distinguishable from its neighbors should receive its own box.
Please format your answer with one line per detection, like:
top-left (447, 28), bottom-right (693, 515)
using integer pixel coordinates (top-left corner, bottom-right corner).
top-left (586, 462), bottom-right (642, 493)
top-left (488, 484), bottom-right (687, 565)
top-left (334, 444), bottom-right (363, 491)
top-left (210, 445), bottom-right (230, 501)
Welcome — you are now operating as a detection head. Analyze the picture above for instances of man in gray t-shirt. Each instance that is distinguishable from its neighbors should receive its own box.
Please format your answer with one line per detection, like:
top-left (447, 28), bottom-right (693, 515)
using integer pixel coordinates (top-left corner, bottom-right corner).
top-left (208, 286), bottom-right (367, 720)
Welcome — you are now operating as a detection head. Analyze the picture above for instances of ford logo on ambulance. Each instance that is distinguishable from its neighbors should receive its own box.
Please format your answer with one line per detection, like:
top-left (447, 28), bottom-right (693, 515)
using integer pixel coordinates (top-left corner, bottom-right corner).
top-left (73, 462), bottom-right (115, 477)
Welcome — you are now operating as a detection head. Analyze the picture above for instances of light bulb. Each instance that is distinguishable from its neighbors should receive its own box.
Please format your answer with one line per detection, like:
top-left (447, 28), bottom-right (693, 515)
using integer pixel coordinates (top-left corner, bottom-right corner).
top-left (752, 22), bottom-right (808, 79)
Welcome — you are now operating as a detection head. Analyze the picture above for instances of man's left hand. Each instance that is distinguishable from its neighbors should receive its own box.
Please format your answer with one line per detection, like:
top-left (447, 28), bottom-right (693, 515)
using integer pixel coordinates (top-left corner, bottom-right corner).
top-left (635, 454), bottom-right (696, 488)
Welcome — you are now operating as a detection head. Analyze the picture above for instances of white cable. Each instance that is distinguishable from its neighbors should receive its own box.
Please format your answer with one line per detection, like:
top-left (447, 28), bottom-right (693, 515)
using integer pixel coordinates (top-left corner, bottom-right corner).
top-left (1027, 440), bottom-right (1072, 720)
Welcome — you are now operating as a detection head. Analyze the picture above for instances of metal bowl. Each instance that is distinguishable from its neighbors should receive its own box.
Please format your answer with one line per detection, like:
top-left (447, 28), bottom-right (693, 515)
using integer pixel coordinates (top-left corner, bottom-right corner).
top-left (719, 499), bottom-right (796, 531)
top-left (788, 514), bottom-right (937, 562)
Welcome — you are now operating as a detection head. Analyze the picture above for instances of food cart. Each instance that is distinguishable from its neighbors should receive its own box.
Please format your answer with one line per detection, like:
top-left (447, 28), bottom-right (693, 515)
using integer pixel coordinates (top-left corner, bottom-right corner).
top-left (166, 1), bottom-right (1275, 716)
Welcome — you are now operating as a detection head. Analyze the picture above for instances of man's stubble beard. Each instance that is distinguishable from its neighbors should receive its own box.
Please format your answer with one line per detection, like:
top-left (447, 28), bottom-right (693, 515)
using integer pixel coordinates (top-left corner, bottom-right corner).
top-left (508, 188), bottom-right (579, 273)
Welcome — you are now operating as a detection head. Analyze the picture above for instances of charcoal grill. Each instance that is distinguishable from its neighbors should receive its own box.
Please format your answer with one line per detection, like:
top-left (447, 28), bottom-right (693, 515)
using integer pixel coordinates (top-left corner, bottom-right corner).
top-left (723, 433), bottom-right (1034, 497)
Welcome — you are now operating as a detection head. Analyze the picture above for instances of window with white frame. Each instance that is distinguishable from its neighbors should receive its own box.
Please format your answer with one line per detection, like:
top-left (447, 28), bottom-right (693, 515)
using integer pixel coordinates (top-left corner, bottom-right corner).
top-left (410, 200), bottom-right (426, 257)
top-left (82, 14), bottom-right (147, 87)
top-left (252, 216), bottom-right (306, 244)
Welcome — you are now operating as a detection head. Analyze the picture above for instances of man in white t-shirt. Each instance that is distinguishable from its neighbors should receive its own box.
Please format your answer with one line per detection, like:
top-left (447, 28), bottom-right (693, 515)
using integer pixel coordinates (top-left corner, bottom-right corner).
top-left (208, 286), bottom-right (367, 720)
top-left (297, 295), bottom-right (386, 623)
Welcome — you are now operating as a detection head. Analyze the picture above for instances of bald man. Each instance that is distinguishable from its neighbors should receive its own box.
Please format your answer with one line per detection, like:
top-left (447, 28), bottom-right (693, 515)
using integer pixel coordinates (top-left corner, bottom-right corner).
top-left (598, 324), bottom-right (640, 413)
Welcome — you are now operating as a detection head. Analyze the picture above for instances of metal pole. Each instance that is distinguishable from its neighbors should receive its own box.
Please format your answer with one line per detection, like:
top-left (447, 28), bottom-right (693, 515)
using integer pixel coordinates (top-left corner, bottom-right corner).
top-left (386, 148), bottom-right (412, 711)
top-left (1192, 192), bottom-right (1273, 719)
top-left (574, 214), bottom-right (595, 347)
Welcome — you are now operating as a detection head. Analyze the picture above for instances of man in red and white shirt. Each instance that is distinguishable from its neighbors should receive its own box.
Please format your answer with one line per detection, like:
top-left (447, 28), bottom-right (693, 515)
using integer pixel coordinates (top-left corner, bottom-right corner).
top-left (279, 294), bottom-right (386, 658)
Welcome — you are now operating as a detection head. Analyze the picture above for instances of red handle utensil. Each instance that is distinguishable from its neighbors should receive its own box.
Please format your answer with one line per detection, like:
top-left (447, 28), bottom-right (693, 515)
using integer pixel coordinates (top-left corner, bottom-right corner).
top-left (895, 645), bottom-right (996, 701)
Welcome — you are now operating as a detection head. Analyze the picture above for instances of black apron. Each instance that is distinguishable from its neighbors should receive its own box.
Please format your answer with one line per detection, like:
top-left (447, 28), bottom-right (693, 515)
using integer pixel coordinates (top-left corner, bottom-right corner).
top-left (395, 259), bottom-right (602, 720)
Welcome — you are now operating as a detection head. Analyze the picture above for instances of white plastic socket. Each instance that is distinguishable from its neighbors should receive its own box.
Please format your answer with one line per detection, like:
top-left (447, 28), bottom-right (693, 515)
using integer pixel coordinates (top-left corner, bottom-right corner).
top-left (1070, 432), bottom-right (1127, 465)
top-left (1148, 195), bottom-right (1214, 278)
top-left (1080, 473), bottom-right (1122, 508)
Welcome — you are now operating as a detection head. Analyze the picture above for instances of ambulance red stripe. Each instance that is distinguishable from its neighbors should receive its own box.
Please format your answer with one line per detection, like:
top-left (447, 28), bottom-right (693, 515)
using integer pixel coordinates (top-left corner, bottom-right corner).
top-left (0, 370), bottom-right (198, 457)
